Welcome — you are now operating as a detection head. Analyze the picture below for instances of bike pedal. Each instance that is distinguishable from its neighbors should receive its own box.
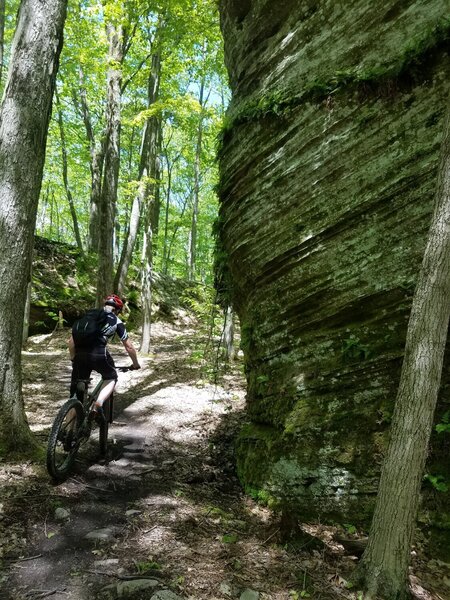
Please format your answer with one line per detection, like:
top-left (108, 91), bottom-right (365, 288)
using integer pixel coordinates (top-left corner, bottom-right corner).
top-left (90, 407), bottom-right (106, 425)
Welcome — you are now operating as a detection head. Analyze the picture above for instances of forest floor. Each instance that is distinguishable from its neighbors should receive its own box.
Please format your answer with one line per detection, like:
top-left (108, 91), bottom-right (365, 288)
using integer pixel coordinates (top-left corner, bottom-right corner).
top-left (0, 320), bottom-right (449, 600)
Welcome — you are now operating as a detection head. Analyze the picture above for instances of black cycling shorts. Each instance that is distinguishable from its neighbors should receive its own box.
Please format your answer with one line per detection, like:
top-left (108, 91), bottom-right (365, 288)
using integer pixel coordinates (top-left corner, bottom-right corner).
top-left (70, 347), bottom-right (117, 397)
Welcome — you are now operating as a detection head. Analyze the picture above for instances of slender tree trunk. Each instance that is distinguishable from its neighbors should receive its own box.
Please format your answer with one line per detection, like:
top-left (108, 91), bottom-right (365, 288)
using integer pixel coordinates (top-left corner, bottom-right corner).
top-left (0, 0), bottom-right (67, 453)
top-left (49, 190), bottom-right (55, 236)
top-left (115, 183), bottom-right (142, 295)
top-left (38, 183), bottom-right (50, 233)
top-left (139, 54), bottom-right (162, 351)
top-left (115, 49), bottom-right (161, 296)
top-left (77, 66), bottom-right (105, 254)
top-left (140, 207), bottom-right (153, 353)
top-left (162, 157), bottom-right (174, 274)
top-left (22, 280), bottom-right (32, 347)
top-left (166, 191), bottom-right (190, 271)
top-left (139, 128), bottom-right (161, 352)
top-left (150, 124), bottom-right (162, 238)
top-left (0, 0), bottom-right (5, 85)
top-left (55, 89), bottom-right (83, 253)
top-left (355, 100), bottom-right (450, 599)
top-left (89, 140), bottom-right (106, 252)
top-left (189, 77), bottom-right (205, 281)
top-left (96, 23), bottom-right (124, 306)
top-left (222, 305), bottom-right (235, 361)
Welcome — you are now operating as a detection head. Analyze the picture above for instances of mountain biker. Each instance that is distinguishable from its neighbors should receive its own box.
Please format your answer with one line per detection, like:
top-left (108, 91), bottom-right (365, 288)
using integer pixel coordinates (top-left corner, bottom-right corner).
top-left (68, 294), bottom-right (141, 418)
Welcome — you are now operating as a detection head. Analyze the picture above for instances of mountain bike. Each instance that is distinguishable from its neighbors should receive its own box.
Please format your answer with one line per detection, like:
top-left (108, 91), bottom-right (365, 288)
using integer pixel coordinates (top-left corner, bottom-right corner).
top-left (46, 366), bottom-right (134, 481)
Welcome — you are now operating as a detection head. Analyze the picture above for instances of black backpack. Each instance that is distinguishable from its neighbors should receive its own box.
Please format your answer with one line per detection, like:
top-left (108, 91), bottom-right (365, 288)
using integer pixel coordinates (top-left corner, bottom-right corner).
top-left (72, 309), bottom-right (109, 348)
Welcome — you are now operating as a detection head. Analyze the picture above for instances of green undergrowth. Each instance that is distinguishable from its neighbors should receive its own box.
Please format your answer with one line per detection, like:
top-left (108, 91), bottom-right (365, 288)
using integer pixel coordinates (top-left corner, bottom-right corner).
top-left (218, 17), bottom-right (450, 150)
top-left (32, 236), bottom-right (96, 320)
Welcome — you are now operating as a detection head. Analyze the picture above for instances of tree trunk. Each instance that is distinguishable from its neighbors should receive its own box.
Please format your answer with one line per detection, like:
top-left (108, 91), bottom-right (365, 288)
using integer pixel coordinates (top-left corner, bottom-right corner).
top-left (140, 211), bottom-right (153, 354)
top-left (162, 154), bottom-right (175, 274)
top-left (96, 23), bottom-right (124, 306)
top-left (139, 127), bottom-right (161, 353)
top-left (114, 181), bottom-right (142, 295)
top-left (189, 77), bottom-right (205, 281)
top-left (77, 66), bottom-right (105, 254)
top-left (0, 0), bottom-right (5, 85)
top-left (115, 49), bottom-right (161, 296)
top-left (355, 100), bottom-right (450, 599)
top-left (166, 190), bottom-right (190, 271)
top-left (89, 140), bottom-right (106, 253)
top-left (0, 0), bottom-right (67, 453)
top-left (22, 281), bottom-right (32, 347)
top-left (150, 124), bottom-right (162, 238)
top-left (55, 89), bottom-right (83, 253)
top-left (222, 305), bottom-right (235, 361)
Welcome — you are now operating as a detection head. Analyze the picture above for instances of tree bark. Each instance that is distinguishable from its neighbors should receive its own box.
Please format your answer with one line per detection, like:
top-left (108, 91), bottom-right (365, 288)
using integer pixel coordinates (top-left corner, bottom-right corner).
top-left (22, 280), bottom-right (32, 348)
top-left (96, 23), bottom-right (124, 306)
top-left (150, 124), bottom-right (162, 238)
top-left (162, 152), bottom-right (176, 274)
top-left (189, 77), bottom-right (205, 281)
top-left (140, 211), bottom-right (153, 354)
top-left (139, 121), bottom-right (161, 353)
top-left (55, 89), bottom-right (83, 253)
top-left (115, 49), bottom-right (161, 297)
top-left (355, 99), bottom-right (450, 599)
top-left (0, 0), bottom-right (5, 85)
top-left (222, 305), bottom-right (235, 361)
top-left (0, 0), bottom-right (67, 452)
top-left (76, 66), bottom-right (105, 254)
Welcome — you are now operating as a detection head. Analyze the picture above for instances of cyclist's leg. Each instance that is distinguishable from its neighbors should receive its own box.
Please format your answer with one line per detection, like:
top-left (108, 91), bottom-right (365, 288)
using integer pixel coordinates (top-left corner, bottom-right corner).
top-left (68, 352), bottom-right (91, 429)
top-left (70, 351), bottom-right (91, 398)
top-left (96, 380), bottom-right (115, 406)
top-left (91, 348), bottom-right (117, 410)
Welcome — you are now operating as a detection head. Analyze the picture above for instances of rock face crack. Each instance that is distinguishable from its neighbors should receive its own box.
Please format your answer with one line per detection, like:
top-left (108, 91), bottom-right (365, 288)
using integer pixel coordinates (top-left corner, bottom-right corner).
top-left (218, 0), bottom-right (450, 523)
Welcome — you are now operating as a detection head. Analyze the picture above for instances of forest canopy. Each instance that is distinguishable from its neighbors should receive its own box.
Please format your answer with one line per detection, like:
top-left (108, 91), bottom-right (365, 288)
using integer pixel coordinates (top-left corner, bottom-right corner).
top-left (1, 0), bottom-right (229, 285)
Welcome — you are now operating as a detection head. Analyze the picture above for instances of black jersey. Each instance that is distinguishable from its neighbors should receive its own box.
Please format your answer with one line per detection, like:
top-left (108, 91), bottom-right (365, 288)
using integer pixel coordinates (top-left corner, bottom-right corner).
top-left (100, 311), bottom-right (128, 345)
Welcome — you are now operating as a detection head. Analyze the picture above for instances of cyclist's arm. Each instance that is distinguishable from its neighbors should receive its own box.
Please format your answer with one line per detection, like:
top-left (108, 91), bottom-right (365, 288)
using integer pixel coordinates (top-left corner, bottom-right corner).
top-left (68, 335), bottom-right (76, 360)
top-left (122, 338), bottom-right (141, 369)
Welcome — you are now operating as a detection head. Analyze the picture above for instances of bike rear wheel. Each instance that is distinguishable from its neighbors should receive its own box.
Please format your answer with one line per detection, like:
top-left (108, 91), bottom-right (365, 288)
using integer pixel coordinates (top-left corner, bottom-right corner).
top-left (47, 398), bottom-right (84, 481)
top-left (98, 399), bottom-right (110, 456)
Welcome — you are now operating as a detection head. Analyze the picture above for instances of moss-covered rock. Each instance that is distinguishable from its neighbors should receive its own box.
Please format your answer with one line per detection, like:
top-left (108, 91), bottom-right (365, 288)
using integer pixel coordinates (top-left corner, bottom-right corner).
top-left (218, 0), bottom-right (450, 530)
top-left (30, 237), bottom-right (96, 332)
top-left (30, 236), bottom-right (209, 334)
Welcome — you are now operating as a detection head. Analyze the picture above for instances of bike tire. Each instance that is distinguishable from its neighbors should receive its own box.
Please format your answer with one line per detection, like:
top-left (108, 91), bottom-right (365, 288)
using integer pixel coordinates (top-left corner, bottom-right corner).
top-left (99, 399), bottom-right (110, 456)
top-left (47, 397), bottom-right (84, 481)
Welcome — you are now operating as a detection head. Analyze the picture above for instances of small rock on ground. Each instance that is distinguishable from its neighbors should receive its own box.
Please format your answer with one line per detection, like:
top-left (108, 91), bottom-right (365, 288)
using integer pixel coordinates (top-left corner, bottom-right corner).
top-left (117, 579), bottom-right (160, 597)
top-left (54, 507), bottom-right (70, 520)
top-left (85, 528), bottom-right (116, 541)
top-left (240, 590), bottom-right (259, 600)
top-left (151, 591), bottom-right (184, 600)
top-left (219, 581), bottom-right (233, 596)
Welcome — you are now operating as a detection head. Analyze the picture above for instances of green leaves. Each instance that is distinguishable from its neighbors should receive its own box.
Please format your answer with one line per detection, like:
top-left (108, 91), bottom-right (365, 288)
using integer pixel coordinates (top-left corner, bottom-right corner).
top-left (36, 0), bottom-right (227, 290)
top-left (221, 533), bottom-right (238, 544)
top-left (424, 473), bottom-right (449, 493)
top-left (436, 410), bottom-right (450, 434)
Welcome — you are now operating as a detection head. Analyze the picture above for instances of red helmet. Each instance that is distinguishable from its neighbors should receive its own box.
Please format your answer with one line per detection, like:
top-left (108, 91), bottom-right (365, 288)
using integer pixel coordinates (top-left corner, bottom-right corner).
top-left (104, 294), bottom-right (124, 311)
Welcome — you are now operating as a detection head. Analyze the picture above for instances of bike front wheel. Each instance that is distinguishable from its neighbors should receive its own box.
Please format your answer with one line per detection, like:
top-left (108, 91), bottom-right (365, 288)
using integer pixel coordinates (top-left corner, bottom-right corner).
top-left (47, 398), bottom-right (84, 481)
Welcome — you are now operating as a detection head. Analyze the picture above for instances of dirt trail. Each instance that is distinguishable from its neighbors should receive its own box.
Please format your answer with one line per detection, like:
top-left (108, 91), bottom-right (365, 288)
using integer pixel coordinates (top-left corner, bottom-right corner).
top-left (0, 324), bottom-right (290, 600)
top-left (0, 324), bottom-right (448, 600)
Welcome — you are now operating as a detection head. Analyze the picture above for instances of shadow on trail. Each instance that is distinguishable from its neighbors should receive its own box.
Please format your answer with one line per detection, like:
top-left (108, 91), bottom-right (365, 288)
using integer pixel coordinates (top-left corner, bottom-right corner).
top-left (1, 393), bottom-right (346, 600)
top-left (3, 327), bottom-right (332, 600)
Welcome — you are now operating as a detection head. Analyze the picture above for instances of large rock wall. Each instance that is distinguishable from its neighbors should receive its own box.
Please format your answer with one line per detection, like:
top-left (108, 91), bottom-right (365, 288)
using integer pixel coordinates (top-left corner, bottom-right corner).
top-left (218, 0), bottom-right (450, 524)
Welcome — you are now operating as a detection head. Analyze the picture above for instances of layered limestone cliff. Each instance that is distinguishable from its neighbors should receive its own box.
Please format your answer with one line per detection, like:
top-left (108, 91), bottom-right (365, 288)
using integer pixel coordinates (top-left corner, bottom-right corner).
top-left (217, 0), bottom-right (450, 528)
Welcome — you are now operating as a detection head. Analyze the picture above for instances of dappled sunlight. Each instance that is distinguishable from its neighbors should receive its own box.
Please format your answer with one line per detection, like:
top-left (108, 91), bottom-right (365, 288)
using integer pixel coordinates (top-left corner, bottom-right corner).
top-left (5, 322), bottom-right (404, 600)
